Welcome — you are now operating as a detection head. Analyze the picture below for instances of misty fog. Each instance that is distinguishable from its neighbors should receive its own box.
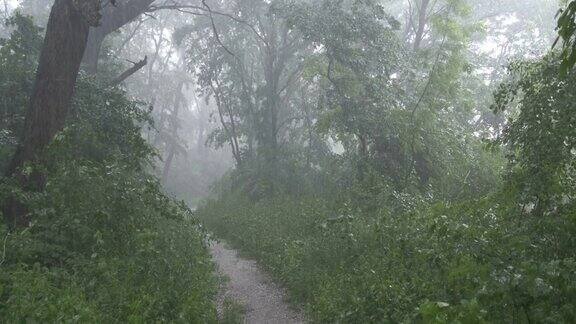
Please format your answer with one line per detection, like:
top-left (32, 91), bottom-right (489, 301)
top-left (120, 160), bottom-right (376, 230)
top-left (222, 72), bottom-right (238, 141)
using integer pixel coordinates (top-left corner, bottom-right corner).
top-left (1, 0), bottom-right (575, 322)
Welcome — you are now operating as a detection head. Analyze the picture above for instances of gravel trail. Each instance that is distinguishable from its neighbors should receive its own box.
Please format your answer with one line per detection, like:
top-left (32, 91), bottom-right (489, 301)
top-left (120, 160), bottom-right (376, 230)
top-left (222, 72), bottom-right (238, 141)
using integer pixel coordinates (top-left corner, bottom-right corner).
top-left (209, 240), bottom-right (306, 324)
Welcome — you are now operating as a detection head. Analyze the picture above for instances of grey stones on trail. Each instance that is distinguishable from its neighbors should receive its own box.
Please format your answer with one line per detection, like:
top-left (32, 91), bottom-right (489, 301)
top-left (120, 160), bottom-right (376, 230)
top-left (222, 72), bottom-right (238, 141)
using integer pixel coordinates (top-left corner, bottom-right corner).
top-left (210, 241), bottom-right (306, 324)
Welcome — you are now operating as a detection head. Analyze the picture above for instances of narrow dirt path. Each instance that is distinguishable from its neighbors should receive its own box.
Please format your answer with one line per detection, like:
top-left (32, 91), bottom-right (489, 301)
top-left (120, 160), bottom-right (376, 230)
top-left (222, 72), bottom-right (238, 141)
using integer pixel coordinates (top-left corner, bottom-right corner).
top-left (209, 240), bottom-right (306, 324)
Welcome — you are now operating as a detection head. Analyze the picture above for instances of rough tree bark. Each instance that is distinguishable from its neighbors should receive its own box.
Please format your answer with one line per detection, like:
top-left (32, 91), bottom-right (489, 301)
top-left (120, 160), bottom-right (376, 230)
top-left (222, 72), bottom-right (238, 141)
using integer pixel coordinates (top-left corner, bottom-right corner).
top-left (3, 0), bottom-right (100, 228)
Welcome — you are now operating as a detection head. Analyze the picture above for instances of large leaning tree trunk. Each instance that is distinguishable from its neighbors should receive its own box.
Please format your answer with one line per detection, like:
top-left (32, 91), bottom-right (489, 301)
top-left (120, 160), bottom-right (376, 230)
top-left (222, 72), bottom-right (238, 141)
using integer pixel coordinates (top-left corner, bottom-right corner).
top-left (3, 0), bottom-right (101, 229)
top-left (83, 0), bottom-right (154, 74)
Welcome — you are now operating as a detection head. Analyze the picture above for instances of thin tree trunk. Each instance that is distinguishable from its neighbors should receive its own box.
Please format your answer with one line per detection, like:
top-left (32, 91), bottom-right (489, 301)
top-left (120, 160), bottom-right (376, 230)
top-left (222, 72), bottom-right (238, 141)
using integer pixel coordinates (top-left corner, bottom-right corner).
top-left (211, 82), bottom-right (242, 167)
top-left (161, 145), bottom-right (176, 185)
top-left (161, 81), bottom-right (185, 184)
top-left (413, 0), bottom-right (430, 51)
top-left (3, 0), bottom-right (99, 228)
top-left (225, 103), bottom-right (242, 166)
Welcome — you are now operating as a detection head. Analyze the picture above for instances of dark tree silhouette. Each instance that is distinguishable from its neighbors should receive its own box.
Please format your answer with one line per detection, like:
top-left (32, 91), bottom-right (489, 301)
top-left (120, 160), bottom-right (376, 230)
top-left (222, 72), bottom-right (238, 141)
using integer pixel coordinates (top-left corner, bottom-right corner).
top-left (4, 0), bottom-right (100, 228)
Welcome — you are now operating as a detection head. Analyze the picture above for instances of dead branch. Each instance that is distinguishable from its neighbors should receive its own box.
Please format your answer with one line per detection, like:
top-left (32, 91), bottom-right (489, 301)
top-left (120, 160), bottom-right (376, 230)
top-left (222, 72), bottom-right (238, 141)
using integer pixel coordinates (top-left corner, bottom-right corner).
top-left (110, 56), bottom-right (148, 86)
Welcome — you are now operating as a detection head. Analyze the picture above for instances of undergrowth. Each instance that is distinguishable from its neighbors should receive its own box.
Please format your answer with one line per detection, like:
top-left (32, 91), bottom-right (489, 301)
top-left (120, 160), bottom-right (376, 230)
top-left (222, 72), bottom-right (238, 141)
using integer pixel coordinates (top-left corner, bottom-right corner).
top-left (0, 15), bottom-right (218, 322)
top-left (197, 191), bottom-right (576, 323)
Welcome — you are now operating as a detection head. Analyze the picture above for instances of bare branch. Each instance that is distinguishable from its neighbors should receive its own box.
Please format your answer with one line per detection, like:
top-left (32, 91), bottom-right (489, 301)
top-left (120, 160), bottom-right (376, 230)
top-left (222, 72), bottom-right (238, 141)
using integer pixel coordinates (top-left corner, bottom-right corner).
top-left (110, 56), bottom-right (148, 86)
top-left (202, 0), bottom-right (237, 58)
top-left (147, 2), bottom-right (268, 45)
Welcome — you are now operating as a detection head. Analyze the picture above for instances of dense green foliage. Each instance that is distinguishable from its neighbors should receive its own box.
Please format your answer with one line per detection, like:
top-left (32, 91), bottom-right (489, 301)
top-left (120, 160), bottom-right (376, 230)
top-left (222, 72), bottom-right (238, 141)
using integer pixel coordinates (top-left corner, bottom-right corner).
top-left (195, 0), bottom-right (576, 323)
top-left (0, 15), bottom-right (218, 322)
top-left (199, 192), bottom-right (576, 323)
top-left (180, 0), bottom-right (502, 201)
top-left (2, 0), bottom-right (575, 322)
top-left (493, 55), bottom-right (576, 215)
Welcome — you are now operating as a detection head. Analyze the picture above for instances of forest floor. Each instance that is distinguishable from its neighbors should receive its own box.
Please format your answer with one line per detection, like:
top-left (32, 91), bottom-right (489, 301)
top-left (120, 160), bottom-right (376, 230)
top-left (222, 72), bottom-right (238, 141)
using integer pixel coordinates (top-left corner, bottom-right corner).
top-left (209, 240), bottom-right (306, 324)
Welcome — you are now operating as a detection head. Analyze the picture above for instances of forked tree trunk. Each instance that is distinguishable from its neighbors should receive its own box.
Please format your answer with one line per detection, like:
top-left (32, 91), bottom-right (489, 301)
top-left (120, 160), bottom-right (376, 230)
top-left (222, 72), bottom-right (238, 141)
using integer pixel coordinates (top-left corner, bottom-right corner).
top-left (3, 0), bottom-right (99, 228)
top-left (83, 0), bottom-right (154, 74)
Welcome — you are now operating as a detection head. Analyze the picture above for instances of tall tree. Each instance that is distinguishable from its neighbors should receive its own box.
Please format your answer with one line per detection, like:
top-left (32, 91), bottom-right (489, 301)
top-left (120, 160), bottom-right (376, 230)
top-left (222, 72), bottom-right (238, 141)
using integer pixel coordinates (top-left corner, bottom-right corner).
top-left (187, 0), bottom-right (308, 174)
top-left (3, 0), bottom-right (100, 228)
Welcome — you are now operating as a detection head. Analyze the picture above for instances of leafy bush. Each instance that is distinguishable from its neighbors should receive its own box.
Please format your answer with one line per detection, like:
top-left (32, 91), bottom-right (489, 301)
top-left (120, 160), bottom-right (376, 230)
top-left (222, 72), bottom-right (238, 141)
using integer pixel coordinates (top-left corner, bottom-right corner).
top-left (493, 55), bottom-right (576, 215)
top-left (197, 191), bottom-right (576, 323)
top-left (0, 13), bottom-right (42, 171)
top-left (0, 15), bottom-right (217, 322)
top-left (0, 165), bottom-right (218, 322)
